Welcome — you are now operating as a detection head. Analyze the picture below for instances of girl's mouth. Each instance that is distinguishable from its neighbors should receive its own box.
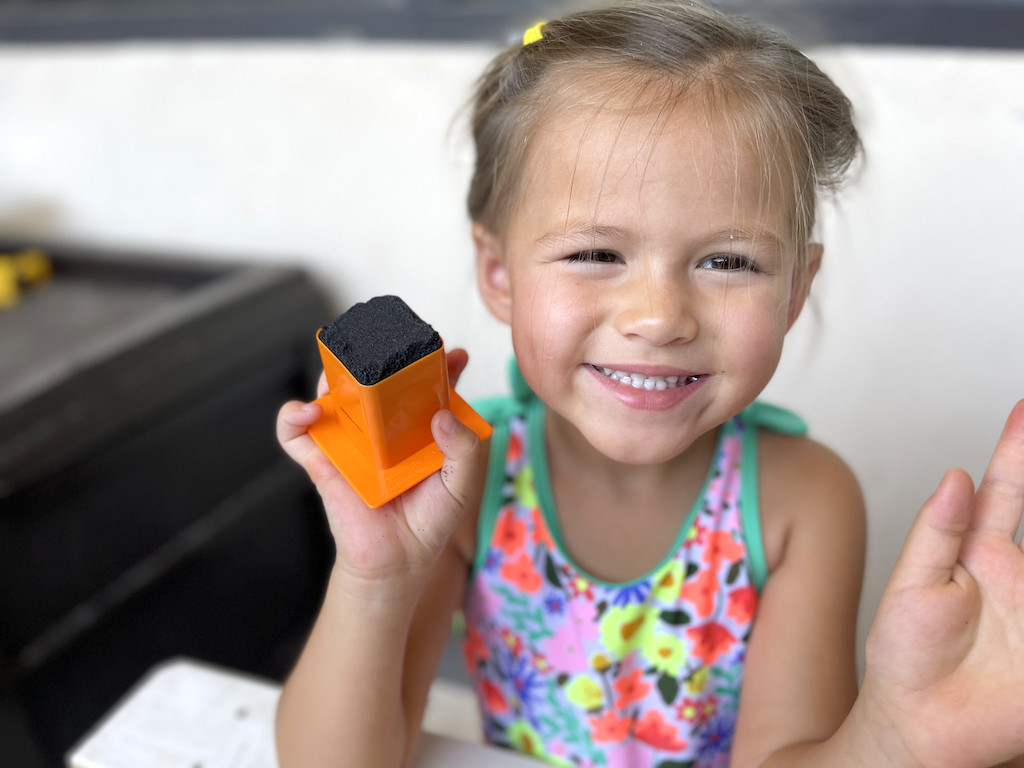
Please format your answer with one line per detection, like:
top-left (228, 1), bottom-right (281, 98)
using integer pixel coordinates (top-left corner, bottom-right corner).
top-left (593, 365), bottom-right (701, 391)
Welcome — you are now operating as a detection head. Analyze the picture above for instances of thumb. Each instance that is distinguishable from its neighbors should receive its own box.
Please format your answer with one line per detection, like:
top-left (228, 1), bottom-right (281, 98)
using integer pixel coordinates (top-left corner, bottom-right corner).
top-left (889, 468), bottom-right (976, 590)
top-left (431, 408), bottom-right (487, 510)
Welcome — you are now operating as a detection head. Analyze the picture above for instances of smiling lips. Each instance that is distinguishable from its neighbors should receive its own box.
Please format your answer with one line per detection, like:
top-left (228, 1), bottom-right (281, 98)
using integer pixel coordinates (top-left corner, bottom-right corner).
top-left (587, 363), bottom-right (706, 411)
top-left (594, 365), bottom-right (701, 391)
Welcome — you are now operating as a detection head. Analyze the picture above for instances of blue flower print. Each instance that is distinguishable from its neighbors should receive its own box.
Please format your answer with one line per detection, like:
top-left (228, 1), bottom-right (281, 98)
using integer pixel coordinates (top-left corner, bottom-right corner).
top-left (694, 712), bottom-right (736, 765)
top-left (543, 591), bottom-right (567, 615)
top-left (610, 580), bottom-right (651, 607)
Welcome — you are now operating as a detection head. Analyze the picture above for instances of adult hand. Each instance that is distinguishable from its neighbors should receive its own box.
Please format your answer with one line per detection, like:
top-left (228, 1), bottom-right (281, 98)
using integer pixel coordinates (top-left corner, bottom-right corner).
top-left (275, 348), bottom-right (486, 597)
top-left (861, 400), bottom-right (1024, 768)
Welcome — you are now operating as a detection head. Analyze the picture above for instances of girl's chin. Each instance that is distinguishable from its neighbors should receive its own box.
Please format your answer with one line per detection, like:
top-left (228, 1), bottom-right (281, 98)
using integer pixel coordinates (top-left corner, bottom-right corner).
top-left (574, 424), bottom-right (705, 467)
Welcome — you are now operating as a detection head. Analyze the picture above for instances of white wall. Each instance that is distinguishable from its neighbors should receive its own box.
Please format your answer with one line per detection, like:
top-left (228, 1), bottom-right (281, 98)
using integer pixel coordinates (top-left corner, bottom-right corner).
top-left (1, 40), bottom-right (1022, 672)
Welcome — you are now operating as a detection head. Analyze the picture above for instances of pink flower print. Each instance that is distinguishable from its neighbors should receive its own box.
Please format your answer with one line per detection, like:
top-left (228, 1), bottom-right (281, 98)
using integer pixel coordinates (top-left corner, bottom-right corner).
top-left (542, 620), bottom-right (590, 674)
top-left (605, 742), bottom-right (654, 768)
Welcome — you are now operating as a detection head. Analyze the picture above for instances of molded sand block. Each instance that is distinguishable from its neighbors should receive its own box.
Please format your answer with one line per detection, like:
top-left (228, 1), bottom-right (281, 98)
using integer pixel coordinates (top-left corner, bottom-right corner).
top-left (308, 296), bottom-right (492, 508)
top-left (318, 296), bottom-right (448, 469)
top-left (318, 295), bottom-right (442, 387)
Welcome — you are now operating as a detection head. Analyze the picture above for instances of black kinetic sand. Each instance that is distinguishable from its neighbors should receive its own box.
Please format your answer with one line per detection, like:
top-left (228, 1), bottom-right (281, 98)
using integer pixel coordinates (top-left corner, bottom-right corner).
top-left (319, 295), bottom-right (442, 386)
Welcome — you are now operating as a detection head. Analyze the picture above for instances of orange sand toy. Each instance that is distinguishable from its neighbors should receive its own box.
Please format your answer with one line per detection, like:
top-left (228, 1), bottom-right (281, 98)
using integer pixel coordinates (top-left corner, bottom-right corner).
top-left (308, 321), bottom-right (492, 509)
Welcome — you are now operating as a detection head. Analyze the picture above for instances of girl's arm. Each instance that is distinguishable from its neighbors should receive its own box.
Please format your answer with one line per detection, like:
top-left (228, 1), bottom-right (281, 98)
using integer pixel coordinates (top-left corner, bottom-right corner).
top-left (273, 350), bottom-right (488, 768)
top-left (735, 400), bottom-right (1024, 768)
top-left (730, 434), bottom-right (867, 768)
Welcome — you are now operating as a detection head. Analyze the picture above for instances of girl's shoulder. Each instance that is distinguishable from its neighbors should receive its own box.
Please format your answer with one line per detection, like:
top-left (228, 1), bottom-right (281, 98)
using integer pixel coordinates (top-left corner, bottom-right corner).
top-left (754, 416), bottom-right (866, 577)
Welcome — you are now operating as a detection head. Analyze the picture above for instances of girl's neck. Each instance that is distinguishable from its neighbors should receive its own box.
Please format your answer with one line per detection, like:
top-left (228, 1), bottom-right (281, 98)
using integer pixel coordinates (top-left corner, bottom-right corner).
top-left (543, 408), bottom-right (721, 582)
top-left (544, 407), bottom-right (720, 495)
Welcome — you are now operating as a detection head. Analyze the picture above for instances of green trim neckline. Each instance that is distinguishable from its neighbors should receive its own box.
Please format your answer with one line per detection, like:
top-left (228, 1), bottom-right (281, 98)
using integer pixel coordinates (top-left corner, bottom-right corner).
top-left (469, 358), bottom-right (805, 591)
top-left (527, 397), bottom-right (730, 589)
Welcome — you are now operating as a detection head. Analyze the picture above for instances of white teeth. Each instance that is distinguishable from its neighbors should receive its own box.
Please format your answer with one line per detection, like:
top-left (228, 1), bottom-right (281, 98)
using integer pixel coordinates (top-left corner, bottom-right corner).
top-left (598, 367), bottom-right (699, 391)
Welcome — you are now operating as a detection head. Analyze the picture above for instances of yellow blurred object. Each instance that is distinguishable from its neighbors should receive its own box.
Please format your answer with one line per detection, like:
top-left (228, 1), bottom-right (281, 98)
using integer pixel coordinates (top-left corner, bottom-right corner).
top-left (15, 248), bottom-right (53, 283)
top-left (0, 257), bottom-right (18, 308)
top-left (0, 248), bottom-right (53, 308)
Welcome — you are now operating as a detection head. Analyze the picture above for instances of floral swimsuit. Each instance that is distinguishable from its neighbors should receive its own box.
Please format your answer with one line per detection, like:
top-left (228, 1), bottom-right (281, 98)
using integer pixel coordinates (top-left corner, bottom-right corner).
top-left (462, 363), bottom-right (805, 768)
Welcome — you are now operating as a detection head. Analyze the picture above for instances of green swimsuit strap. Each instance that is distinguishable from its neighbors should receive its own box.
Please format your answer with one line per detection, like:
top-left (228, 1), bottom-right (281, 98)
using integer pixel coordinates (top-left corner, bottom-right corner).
top-left (470, 359), bottom-right (538, 575)
top-left (737, 400), bottom-right (807, 590)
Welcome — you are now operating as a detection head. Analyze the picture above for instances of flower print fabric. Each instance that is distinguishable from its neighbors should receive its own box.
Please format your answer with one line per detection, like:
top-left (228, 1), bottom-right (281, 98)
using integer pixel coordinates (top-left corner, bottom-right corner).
top-left (461, 392), bottom-right (794, 768)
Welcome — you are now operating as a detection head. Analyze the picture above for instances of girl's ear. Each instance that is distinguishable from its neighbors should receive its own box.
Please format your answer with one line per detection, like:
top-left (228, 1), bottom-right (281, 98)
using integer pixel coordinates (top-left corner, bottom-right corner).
top-left (473, 222), bottom-right (512, 325)
top-left (787, 243), bottom-right (823, 329)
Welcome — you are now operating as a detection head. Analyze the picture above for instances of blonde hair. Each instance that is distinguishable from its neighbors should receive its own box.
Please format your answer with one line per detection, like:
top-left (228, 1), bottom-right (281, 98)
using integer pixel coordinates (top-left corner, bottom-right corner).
top-left (466, 0), bottom-right (861, 281)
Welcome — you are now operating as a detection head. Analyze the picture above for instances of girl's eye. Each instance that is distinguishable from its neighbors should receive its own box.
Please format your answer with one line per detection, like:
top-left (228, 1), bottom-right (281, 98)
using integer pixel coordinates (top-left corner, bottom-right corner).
top-left (566, 250), bottom-right (621, 264)
top-left (700, 254), bottom-right (759, 272)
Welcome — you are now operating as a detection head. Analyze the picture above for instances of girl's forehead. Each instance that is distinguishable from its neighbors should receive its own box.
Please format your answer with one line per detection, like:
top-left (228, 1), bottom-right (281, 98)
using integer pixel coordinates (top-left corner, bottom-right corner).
top-left (515, 75), bottom-right (794, 241)
top-left (528, 70), bottom-right (751, 174)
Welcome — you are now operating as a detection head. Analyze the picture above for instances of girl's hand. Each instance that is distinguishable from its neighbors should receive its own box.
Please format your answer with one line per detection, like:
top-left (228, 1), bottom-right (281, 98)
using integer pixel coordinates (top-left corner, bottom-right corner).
top-left (275, 348), bottom-right (486, 598)
top-left (860, 400), bottom-right (1024, 768)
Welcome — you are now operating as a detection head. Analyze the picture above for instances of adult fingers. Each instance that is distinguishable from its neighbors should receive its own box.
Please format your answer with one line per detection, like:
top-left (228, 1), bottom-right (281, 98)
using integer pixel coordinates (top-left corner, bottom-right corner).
top-left (969, 399), bottom-right (1024, 540)
top-left (888, 468), bottom-right (976, 590)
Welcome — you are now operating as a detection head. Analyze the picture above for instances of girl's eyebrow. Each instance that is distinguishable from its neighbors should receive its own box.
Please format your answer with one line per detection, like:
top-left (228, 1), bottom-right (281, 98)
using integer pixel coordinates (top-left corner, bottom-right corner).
top-left (535, 222), bottom-right (785, 251)
top-left (701, 227), bottom-right (785, 251)
top-left (535, 222), bottom-right (632, 248)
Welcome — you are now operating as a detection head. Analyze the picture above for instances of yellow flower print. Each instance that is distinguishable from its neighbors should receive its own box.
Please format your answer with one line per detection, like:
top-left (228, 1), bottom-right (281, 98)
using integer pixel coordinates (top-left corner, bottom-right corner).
top-left (599, 603), bottom-right (656, 659)
top-left (507, 720), bottom-right (572, 766)
top-left (685, 666), bottom-right (709, 694)
top-left (513, 466), bottom-right (539, 509)
top-left (590, 652), bottom-right (612, 672)
top-left (565, 674), bottom-right (604, 711)
top-left (643, 632), bottom-right (687, 677)
top-left (650, 560), bottom-right (685, 604)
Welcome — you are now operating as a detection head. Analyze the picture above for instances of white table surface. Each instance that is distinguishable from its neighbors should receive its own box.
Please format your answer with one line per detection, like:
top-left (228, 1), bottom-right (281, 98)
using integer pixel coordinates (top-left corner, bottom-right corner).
top-left (67, 657), bottom-right (540, 768)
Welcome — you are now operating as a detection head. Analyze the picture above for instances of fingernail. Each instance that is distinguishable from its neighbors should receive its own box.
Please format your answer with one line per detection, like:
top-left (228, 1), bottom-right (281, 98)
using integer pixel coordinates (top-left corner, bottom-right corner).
top-left (437, 409), bottom-right (457, 435)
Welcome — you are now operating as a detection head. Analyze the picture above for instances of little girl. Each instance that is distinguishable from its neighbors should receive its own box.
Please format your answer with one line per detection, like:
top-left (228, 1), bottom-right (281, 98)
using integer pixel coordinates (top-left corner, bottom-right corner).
top-left (274, 2), bottom-right (1024, 767)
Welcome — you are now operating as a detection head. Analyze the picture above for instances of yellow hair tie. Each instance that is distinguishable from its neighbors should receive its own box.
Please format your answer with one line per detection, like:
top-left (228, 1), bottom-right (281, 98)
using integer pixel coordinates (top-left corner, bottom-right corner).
top-left (522, 21), bottom-right (546, 46)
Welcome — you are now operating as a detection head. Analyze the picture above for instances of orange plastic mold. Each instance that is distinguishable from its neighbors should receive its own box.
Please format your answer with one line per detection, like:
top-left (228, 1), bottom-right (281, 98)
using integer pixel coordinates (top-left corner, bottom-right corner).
top-left (307, 329), bottom-right (492, 508)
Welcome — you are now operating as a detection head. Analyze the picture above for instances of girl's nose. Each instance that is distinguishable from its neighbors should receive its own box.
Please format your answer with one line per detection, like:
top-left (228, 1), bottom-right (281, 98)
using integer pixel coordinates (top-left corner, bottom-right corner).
top-left (613, 276), bottom-right (699, 346)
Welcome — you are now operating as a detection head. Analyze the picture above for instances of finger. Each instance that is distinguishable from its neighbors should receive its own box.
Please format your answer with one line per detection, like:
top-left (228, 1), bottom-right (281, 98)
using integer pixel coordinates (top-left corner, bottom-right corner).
top-left (277, 400), bottom-right (321, 442)
top-left (888, 468), bottom-right (976, 590)
top-left (276, 400), bottom-right (325, 465)
top-left (446, 347), bottom-right (469, 388)
top-left (969, 399), bottom-right (1024, 539)
top-left (431, 408), bottom-right (486, 510)
top-left (277, 400), bottom-right (361, 499)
